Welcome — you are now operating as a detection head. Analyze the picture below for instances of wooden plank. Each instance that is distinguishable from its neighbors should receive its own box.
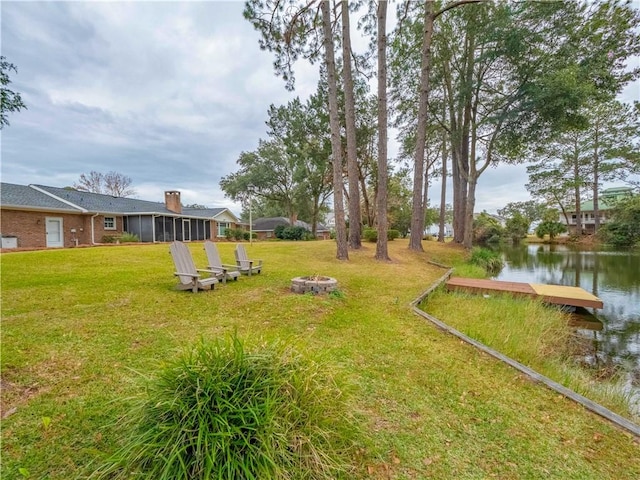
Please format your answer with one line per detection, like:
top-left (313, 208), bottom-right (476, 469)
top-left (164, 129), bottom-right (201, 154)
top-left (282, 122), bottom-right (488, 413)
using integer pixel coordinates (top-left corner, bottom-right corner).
top-left (445, 277), bottom-right (603, 309)
top-left (530, 283), bottom-right (603, 309)
top-left (446, 277), bottom-right (536, 296)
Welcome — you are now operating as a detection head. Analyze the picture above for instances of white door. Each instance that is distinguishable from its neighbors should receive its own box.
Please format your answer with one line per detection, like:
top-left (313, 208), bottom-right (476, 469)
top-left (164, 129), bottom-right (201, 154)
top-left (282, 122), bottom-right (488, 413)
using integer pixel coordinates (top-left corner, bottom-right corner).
top-left (46, 217), bottom-right (64, 247)
top-left (182, 219), bottom-right (191, 241)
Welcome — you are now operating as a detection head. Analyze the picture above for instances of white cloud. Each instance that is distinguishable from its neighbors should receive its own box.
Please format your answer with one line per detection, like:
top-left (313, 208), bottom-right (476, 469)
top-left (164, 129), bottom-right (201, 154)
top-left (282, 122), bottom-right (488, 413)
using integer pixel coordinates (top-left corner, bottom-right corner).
top-left (1, 1), bottom-right (638, 220)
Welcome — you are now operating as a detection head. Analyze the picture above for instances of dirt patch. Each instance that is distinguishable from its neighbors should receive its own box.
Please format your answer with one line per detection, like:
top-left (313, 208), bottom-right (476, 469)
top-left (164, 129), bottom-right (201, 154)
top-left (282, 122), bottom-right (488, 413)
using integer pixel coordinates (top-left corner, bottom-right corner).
top-left (0, 377), bottom-right (41, 419)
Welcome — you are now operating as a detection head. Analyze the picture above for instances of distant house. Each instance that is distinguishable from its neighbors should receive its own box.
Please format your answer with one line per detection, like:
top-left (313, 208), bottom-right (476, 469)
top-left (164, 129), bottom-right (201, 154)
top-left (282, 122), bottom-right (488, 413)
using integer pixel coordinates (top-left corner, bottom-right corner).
top-left (424, 223), bottom-right (454, 237)
top-left (252, 217), bottom-right (331, 240)
top-left (0, 183), bottom-right (242, 249)
top-left (562, 187), bottom-right (634, 234)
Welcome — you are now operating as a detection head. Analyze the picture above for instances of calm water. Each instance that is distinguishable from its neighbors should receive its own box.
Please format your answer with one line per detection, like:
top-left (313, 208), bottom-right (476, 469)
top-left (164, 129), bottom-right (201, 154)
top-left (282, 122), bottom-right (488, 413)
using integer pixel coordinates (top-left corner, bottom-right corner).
top-left (491, 244), bottom-right (640, 409)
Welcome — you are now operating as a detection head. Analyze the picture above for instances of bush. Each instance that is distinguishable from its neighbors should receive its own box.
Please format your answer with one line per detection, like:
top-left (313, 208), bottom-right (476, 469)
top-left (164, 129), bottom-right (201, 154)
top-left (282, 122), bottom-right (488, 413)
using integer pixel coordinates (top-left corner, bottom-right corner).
top-left (363, 228), bottom-right (377, 242)
top-left (363, 228), bottom-right (400, 242)
top-left (223, 228), bottom-right (233, 241)
top-left (275, 225), bottom-right (309, 241)
top-left (599, 196), bottom-right (640, 247)
top-left (473, 212), bottom-right (504, 244)
top-left (92, 336), bottom-right (355, 479)
top-left (274, 225), bottom-right (286, 239)
top-left (101, 235), bottom-right (117, 243)
top-left (120, 232), bottom-right (139, 243)
top-left (233, 229), bottom-right (245, 241)
top-left (469, 247), bottom-right (504, 274)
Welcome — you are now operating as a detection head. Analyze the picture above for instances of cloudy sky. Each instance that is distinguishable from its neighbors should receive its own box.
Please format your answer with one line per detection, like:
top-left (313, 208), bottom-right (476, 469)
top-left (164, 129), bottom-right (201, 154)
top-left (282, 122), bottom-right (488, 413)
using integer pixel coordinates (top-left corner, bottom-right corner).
top-left (1, 1), bottom-right (638, 216)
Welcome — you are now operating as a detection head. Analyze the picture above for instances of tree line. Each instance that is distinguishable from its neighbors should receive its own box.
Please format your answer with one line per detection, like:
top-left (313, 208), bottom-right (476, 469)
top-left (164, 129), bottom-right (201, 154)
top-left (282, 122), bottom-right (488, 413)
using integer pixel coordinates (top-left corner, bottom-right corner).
top-left (222, 0), bottom-right (639, 259)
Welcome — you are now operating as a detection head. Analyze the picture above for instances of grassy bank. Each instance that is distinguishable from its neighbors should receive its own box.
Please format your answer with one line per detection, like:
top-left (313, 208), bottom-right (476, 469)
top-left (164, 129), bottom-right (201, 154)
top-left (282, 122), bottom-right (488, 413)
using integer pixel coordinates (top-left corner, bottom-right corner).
top-left (2, 240), bottom-right (639, 479)
top-left (421, 290), bottom-right (636, 421)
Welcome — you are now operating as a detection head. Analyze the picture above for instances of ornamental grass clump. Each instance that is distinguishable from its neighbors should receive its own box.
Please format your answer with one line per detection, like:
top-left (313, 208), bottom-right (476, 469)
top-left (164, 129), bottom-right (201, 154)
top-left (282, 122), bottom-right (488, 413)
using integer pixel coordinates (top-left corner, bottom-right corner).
top-left (93, 336), bottom-right (355, 480)
top-left (469, 247), bottom-right (504, 274)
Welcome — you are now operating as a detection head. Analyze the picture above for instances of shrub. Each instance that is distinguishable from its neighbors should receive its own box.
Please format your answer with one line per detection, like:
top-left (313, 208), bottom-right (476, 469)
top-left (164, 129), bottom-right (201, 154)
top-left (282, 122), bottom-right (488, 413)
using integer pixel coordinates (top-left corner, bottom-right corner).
top-left (469, 247), bottom-right (504, 274)
top-left (120, 232), bottom-right (139, 243)
top-left (535, 221), bottom-right (567, 240)
top-left (363, 229), bottom-right (400, 242)
top-left (363, 228), bottom-right (377, 242)
top-left (223, 228), bottom-right (233, 241)
top-left (101, 235), bottom-right (117, 243)
top-left (243, 231), bottom-right (250, 241)
top-left (233, 229), bottom-right (245, 241)
top-left (599, 196), bottom-right (640, 247)
top-left (274, 224), bottom-right (286, 239)
top-left (473, 212), bottom-right (504, 243)
top-left (276, 225), bottom-right (309, 241)
top-left (92, 336), bottom-right (355, 479)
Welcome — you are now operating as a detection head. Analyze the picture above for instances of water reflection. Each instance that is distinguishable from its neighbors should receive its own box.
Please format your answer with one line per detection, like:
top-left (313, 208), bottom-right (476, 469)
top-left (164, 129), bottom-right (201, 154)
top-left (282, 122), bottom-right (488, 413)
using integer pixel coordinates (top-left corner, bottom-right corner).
top-left (492, 244), bottom-right (640, 408)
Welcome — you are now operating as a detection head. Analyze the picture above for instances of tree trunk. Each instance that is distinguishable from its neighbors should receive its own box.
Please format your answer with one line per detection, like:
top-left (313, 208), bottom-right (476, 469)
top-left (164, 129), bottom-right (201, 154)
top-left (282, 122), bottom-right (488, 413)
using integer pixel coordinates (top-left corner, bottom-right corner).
top-left (573, 144), bottom-right (583, 236)
top-left (464, 178), bottom-right (477, 248)
top-left (341, 1), bottom-right (361, 249)
top-left (438, 130), bottom-right (447, 242)
top-left (455, 29), bottom-right (474, 244)
top-left (321, 0), bottom-right (348, 260)
top-left (408, 0), bottom-right (435, 251)
top-left (593, 125), bottom-right (600, 233)
top-left (375, 0), bottom-right (390, 261)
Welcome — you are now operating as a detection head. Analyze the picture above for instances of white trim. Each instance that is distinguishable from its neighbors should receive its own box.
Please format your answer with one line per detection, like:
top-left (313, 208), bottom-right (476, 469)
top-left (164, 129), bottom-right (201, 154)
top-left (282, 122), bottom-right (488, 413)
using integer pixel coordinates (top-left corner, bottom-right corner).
top-left (45, 217), bottom-right (64, 247)
top-left (30, 185), bottom-right (87, 212)
top-left (104, 216), bottom-right (116, 230)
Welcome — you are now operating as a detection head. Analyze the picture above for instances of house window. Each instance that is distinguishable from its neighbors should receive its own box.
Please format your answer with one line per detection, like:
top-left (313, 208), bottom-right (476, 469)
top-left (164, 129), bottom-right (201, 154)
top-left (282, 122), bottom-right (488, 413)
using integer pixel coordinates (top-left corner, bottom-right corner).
top-left (104, 217), bottom-right (116, 230)
top-left (217, 222), bottom-right (230, 237)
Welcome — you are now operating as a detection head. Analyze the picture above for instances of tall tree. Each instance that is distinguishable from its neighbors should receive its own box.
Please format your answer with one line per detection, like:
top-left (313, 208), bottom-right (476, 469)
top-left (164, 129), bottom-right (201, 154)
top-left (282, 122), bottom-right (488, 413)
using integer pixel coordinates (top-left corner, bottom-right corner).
top-left (266, 93), bottom-right (333, 235)
top-left (375, 0), bottom-right (390, 260)
top-left (0, 56), bottom-right (27, 129)
top-left (582, 100), bottom-right (640, 232)
top-left (340, 1), bottom-right (362, 249)
top-left (74, 171), bottom-right (135, 197)
top-left (244, 0), bottom-right (349, 258)
top-left (321, 0), bottom-right (349, 259)
top-left (220, 140), bottom-right (299, 223)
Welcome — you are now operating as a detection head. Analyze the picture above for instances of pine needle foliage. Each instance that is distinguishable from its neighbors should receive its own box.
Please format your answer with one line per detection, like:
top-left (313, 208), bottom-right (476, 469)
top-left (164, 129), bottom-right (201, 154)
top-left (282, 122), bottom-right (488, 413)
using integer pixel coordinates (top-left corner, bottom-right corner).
top-left (92, 336), bottom-right (354, 480)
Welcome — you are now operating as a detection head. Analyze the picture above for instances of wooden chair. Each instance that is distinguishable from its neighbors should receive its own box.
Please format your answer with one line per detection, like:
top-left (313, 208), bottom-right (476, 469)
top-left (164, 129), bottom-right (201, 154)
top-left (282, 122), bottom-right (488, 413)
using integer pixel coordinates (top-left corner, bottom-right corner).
top-left (234, 244), bottom-right (263, 276)
top-left (204, 241), bottom-right (240, 284)
top-left (169, 241), bottom-right (218, 292)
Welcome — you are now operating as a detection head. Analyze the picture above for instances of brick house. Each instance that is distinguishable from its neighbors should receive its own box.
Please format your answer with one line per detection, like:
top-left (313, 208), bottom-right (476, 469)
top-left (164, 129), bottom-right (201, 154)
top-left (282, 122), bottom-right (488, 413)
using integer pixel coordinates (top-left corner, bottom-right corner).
top-left (0, 183), bottom-right (242, 249)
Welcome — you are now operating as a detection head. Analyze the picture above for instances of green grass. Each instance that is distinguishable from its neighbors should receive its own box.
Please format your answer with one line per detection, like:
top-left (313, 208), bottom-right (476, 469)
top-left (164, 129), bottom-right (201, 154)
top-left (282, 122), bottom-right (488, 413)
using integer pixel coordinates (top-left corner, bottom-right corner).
top-left (2, 240), bottom-right (640, 479)
top-left (421, 290), bottom-right (635, 419)
top-left (91, 335), bottom-right (355, 479)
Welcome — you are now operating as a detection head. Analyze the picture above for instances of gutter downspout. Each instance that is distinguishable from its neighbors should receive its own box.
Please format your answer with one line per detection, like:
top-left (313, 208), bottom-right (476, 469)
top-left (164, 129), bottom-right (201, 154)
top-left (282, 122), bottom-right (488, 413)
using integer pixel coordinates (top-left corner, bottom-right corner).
top-left (91, 213), bottom-right (100, 245)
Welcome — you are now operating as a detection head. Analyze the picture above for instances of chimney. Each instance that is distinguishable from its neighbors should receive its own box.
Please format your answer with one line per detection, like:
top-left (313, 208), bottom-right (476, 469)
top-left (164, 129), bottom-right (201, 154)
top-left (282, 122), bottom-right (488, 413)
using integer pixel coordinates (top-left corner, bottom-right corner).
top-left (165, 190), bottom-right (182, 214)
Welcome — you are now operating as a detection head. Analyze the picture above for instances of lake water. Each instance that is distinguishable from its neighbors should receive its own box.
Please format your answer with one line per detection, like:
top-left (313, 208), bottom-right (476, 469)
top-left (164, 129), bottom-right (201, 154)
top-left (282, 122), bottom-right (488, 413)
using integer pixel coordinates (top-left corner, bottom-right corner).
top-left (491, 243), bottom-right (640, 410)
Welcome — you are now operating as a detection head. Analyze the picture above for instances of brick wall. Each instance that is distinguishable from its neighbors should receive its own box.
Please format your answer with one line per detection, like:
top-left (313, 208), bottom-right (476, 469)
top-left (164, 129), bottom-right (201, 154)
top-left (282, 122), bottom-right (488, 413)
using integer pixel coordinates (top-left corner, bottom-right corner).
top-left (0, 209), bottom-right (123, 248)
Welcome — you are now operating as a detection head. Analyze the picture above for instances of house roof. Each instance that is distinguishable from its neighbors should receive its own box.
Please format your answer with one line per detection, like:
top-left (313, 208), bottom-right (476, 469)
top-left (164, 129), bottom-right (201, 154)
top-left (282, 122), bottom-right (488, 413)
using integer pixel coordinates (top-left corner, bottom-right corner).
top-left (0, 183), bottom-right (82, 212)
top-left (575, 187), bottom-right (634, 212)
top-left (1, 182), bottom-right (239, 221)
top-left (33, 184), bottom-right (176, 214)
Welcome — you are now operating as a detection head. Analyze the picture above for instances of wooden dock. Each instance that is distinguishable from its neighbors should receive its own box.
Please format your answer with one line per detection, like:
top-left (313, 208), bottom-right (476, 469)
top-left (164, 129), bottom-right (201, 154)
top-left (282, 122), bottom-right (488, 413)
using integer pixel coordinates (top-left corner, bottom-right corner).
top-left (445, 277), bottom-right (603, 309)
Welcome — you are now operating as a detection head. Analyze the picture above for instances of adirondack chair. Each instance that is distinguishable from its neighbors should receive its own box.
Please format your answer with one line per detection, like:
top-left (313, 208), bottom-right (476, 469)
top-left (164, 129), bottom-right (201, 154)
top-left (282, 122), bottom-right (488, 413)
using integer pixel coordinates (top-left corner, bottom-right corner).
top-left (169, 241), bottom-right (219, 293)
top-left (234, 244), bottom-right (262, 276)
top-left (204, 241), bottom-right (240, 284)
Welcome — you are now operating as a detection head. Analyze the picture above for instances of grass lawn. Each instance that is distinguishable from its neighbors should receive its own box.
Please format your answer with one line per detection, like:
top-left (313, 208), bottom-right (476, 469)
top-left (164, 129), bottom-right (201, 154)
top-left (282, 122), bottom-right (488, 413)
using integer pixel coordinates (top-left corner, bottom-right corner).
top-left (1, 239), bottom-right (639, 479)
